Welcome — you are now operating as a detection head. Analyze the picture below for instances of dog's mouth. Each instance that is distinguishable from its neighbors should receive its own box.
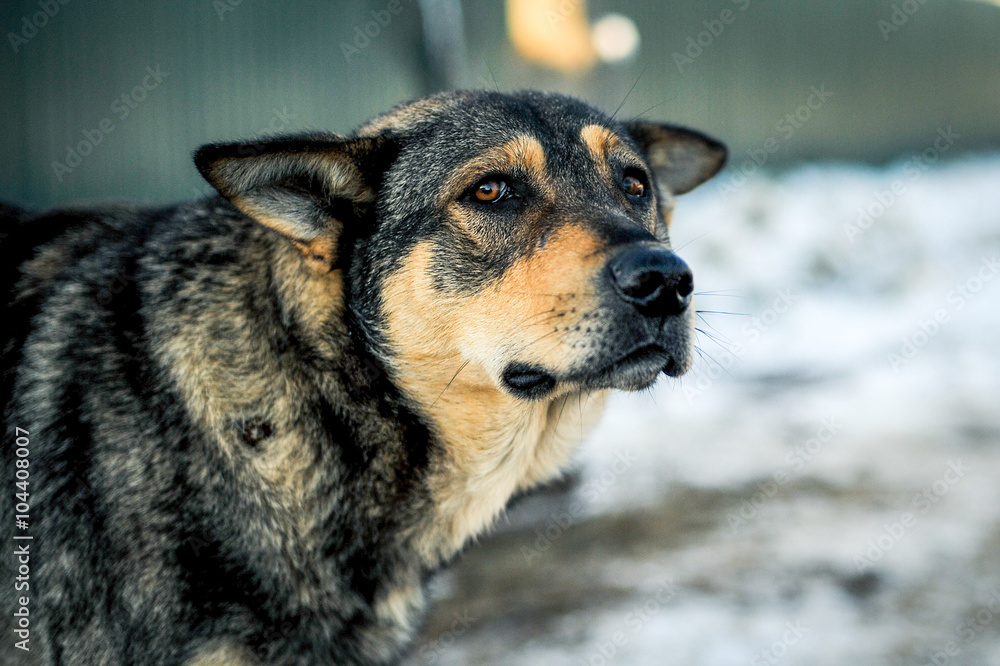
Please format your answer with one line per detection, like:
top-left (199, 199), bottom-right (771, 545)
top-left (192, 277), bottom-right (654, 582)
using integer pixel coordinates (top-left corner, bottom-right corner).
top-left (502, 343), bottom-right (682, 399)
top-left (577, 343), bottom-right (678, 391)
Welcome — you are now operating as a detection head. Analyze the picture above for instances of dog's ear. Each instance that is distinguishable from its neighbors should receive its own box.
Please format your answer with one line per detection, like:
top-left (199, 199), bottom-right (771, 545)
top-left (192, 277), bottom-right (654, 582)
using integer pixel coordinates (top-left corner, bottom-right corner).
top-left (194, 133), bottom-right (394, 271)
top-left (625, 121), bottom-right (727, 195)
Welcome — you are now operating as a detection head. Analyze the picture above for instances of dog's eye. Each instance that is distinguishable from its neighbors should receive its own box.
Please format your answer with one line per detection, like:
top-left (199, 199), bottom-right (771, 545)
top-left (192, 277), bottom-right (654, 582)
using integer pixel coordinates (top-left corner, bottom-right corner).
top-left (473, 179), bottom-right (509, 203)
top-left (621, 173), bottom-right (647, 198)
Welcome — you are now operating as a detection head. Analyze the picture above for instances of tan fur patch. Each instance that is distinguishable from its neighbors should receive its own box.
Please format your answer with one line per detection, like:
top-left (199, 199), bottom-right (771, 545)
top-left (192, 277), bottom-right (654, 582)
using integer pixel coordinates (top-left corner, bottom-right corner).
top-left (16, 225), bottom-right (107, 303)
top-left (500, 135), bottom-right (548, 180)
top-left (581, 123), bottom-right (668, 230)
top-left (270, 240), bottom-right (346, 344)
top-left (158, 334), bottom-right (322, 520)
top-left (291, 235), bottom-right (339, 272)
top-left (357, 94), bottom-right (466, 137)
top-left (154, 237), bottom-right (342, 543)
top-left (375, 582), bottom-right (425, 629)
top-left (580, 124), bottom-right (621, 178)
top-left (186, 641), bottom-right (258, 666)
top-left (382, 229), bottom-right (611, 563)
top-left (443, 135), bottom-right (550, 205)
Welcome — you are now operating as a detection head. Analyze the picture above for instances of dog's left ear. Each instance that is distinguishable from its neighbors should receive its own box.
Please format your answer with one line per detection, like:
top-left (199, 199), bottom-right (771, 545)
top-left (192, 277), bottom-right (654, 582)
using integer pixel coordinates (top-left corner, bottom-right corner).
top-left (625, 121), bottom-right (727, 195)
top-left (195, 133), bottom-right (394, 271)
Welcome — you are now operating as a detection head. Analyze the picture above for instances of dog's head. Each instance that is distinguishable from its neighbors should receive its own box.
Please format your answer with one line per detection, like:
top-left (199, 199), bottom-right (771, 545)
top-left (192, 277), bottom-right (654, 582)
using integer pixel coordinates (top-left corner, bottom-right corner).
top-left (196, 90), bottom-right (725, 401)
top-left (197, 90), bottom-right (726, 556)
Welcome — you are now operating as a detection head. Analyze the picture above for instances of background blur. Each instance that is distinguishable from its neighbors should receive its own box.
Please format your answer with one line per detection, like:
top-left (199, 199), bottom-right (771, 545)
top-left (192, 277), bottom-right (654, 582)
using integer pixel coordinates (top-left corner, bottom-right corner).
top-left (3, 1), bottom-right (1000, 664)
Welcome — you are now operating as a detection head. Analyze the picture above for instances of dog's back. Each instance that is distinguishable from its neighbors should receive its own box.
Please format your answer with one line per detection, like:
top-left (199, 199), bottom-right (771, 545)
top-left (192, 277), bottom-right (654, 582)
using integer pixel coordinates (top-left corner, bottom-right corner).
top-left (1, 201), bottom-right (46, 666)
top-left (1, 203), bottom-right (183, 664)
top-left (2, 198), bottom-right (435, 664)
top-left (1, 202), bottom-right (143, 665)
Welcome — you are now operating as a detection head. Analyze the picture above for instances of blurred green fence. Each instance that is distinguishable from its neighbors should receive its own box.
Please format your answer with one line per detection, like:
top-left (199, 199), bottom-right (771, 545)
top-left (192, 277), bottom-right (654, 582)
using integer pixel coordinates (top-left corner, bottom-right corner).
top-left (2, 0), bottom-right (998, 207)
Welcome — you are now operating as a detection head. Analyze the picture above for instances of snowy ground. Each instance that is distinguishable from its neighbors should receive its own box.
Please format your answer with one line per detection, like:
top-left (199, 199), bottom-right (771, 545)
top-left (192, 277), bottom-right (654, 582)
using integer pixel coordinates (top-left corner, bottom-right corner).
top-left (404, 154), bottom-right (1000, 666)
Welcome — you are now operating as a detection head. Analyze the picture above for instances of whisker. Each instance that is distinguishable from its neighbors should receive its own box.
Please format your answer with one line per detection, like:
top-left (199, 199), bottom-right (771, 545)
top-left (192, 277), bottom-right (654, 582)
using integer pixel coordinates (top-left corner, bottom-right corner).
top-left (673, 230), bottom-right (715, 253)
top-left (524, 328), bottom-right (562, 349)
top-left (645, 385), bottom-right (659, 408)
top-left (508, 304), bottom-right (569, 330)
top-left (630, 96), bottom-right (676, 122)
top-left (694, 325), bottom-right (731, 345)
top-left (695, 313), bottom-right (736, 345)
top-left (695, 327), bottom-right (737, 353)
top-left (485, 60), bottom-right (500, 92)
top-left (431, 360), bottom-right (470, 408)
top-left (579, 390), bottom-right (592, 441)
top-left (610, 63), bottom-right (648, 121)
top-left (694, 290), bottom-right (745, 298)
top-left (524, 308), bottom-right (560, 323)
top-left (696, 309), bottom-right (748, 317)
top-left (694, 346), bottom-right (734, 378)
top-left (555, 392), bottom-right (572, 429)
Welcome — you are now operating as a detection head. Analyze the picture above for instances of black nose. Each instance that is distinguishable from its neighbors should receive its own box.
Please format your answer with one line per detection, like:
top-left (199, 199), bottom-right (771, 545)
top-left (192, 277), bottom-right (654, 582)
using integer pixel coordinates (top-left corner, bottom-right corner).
top-left (607, 246), bottom-right (694, 317)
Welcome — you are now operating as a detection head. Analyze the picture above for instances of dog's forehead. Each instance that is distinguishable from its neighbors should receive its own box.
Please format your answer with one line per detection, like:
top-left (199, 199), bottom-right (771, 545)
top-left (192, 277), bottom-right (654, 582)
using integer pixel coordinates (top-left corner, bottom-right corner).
top-left (441, 93), bottom-right (622, 156)
top-left (361, 91), bottom-right (609, 136)
top-left (370, 92), bottom-right (640, 183)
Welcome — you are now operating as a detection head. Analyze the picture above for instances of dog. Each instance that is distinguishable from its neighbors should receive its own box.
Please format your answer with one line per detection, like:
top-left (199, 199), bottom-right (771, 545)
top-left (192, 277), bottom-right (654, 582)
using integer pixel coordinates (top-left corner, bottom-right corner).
top-left (1, 90), bottom-right (726, 665)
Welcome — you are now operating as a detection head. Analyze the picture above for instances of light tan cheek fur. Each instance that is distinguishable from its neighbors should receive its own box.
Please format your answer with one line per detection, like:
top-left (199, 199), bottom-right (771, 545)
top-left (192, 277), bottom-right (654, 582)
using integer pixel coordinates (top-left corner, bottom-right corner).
top-left (382, 238), bottom-right (608, 564)
top-left (185, 642), bottom-right (258, 666)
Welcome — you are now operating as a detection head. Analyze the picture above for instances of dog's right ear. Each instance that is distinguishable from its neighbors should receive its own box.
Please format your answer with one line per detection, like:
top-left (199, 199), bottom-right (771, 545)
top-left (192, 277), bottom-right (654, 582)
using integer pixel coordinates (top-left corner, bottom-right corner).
top-left (625, 121), bottom-right (727, 195)
top-left (194, 133), bottom-right (395, 272)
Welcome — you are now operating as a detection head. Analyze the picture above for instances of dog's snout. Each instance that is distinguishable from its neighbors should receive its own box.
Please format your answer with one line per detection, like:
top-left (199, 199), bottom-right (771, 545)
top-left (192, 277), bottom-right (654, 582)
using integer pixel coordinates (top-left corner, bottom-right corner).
top-left (608, 246), bottom-right (693, 318)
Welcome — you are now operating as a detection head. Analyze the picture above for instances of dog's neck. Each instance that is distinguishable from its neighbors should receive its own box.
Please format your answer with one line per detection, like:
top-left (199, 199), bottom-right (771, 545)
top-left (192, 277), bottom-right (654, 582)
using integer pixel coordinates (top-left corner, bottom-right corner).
top-left (393, 352), bottom-right (607, 564)
top-left (272, 233), bottom-right (607, 569)
top-left (367, 241), bottom-right (608, 566)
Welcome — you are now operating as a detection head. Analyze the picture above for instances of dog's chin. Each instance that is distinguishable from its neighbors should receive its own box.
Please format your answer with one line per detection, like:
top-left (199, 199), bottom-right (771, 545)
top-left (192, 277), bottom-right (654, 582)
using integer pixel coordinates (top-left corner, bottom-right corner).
top-left (574, 344), bottom-right (682, 391)
top-left (502, 344), bottom-right (689, 400)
